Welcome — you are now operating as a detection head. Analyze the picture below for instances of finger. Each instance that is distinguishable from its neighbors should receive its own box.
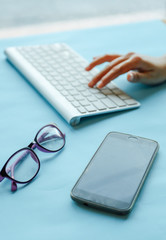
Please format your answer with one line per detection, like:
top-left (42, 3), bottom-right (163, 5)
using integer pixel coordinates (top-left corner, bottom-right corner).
top-left (127, 71), bottom-right (149, 83)
top-left (97, 56), bottom-right (141, 88)
top-left (88, 64), bottom-right (112, 87)
top-left (85, 54), bottom-right (121, 71)
top-left (88, 56), bottom-right (127, 88)
top-left (86, 52), bottom-right (135, 71)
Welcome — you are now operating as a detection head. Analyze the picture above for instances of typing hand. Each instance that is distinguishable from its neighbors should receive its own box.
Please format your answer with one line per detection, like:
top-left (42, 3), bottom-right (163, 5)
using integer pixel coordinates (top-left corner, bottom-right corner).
top-left (85, 52), bottom-right (166, 88)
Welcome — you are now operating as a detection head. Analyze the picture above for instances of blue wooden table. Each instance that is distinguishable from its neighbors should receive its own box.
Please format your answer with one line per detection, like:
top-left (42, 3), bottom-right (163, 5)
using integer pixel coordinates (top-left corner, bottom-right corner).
top-left (0, 20), bottom-right (166, 240)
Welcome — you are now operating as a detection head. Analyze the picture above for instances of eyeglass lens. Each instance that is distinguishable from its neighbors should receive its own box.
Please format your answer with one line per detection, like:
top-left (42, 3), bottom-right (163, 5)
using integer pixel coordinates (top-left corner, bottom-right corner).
top-left (5, 149), bottom-right (39, 183)
top-left (36, 125), bottom-right (64, 151)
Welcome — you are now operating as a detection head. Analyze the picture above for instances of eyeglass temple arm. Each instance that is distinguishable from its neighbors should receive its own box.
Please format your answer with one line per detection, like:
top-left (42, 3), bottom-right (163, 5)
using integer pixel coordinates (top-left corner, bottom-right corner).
top-left (5, 154), bottom-right (25, 192)
top-left (0, 173), bottom-right (4, 182)
top-left (0, 167), bottom-right (17, 191)
top-left (0, 172), bottom-right (16, 191)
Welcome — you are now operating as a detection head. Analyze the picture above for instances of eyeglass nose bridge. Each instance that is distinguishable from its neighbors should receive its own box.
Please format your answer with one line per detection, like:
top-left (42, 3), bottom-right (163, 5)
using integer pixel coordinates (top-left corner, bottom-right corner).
top-left (28, 141), bottom-right (50, 153)
top-left (28, 141), bottom-right (36, 149)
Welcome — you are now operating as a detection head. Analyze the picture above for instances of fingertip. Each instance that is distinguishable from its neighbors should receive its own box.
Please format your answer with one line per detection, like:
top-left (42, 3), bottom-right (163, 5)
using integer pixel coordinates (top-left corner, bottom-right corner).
top-left (97, 83), bottom-right (104, 89)
top-left (127, 72), bottom-right (139, 83)
top-left (127, 72), bottom-right (134, 82)
top-left (85, 66), bottom-right (90, 71)
top-left (88, 82), bottom-right (94, 88)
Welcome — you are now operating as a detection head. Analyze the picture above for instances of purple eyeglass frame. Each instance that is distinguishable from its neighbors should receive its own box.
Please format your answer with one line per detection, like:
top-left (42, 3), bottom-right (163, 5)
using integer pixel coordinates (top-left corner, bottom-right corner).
top-left (0, 123), bottom-right (65, 192)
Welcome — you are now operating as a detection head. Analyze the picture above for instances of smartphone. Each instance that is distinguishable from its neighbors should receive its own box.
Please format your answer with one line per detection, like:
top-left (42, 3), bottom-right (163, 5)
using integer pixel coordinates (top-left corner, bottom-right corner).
top-left (71, 132), bottom-right (159, 215)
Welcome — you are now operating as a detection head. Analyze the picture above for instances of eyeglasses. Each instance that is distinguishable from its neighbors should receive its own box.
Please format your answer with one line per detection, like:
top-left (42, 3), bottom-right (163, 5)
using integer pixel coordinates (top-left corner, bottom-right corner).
top-left (0, 123), bottom-right (65, 192)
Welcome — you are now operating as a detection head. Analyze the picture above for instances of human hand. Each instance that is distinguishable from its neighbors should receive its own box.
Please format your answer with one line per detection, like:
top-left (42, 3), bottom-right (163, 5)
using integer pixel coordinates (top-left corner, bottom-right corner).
top-left (85, 52), bottom-right (166, 88)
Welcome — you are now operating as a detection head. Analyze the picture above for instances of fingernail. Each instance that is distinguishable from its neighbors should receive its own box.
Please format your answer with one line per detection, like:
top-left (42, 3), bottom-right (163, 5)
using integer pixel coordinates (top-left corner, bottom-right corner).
top-left (128, 72), bottom-right (134, 82)
top-left (97, 83), bottom-right (103, 89)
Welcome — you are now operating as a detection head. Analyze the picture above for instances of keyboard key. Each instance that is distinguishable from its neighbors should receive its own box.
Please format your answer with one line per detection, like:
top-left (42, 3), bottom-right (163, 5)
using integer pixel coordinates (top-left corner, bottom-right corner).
top-left (66, 96), bottom-right (74, 102)
top-left (101, 98), bottom-right (117, 109)
top-left (74, 95), bottom-right (84, 101)
top-left (49, 71), bottom-right (59, 77)
top-left (89, 88), bottom-right (99, 94)
top-left (108, 94), bottom-right (126, 107)
top-left (79, 99), bottom-right (91, 106)
top-left (59, 80), bottom-right (67, 86)
top-left (61, 51), bottom-right (70, 59)
top-left (61, 90), bottom-right (68, 96)
top-left (101, 88), bottom-right (112, 95)
top-left (67, 76), bottom-right (74, 82)
top-left (124, 99), bottom-right (138, 105)
top-left (45, 75), bottom-right (54, 81)
top-left (71, 81), bottom-right (80, 87)
top-left (107, 84), bottom-right (116, 90)
top-left (93, 101), bottom-right (107, 110)
top-left (82, 90), bottom-right (91, 97)
top-left (76, 86), bottom-right (86, 92)
top-left (40, 71), bottom-right (50, 76)
top-left (79, 78), bottom-right (89, 84)
top-left (64, 85), bottom-right (73, 91)
top-left (69, 89), bottom-right (79, 96)
top-left (85, 105), bottom-right (97, 112)
top-left (95, 92), bottom-right (106, 99)
top-left (72, 101), bottom-right (80, 107)
top-left (118, 93), bottom-right (130, 100)
top-left (87, 95), bottom-right (97, 102)
top-left (52, 44), bottom-right (62, 51)
top-left (112, 88), bottom-right (123, 95)
top-left (53, 85), bottom-right (63, 91)
top-left (77, 106), bottom-right (87, 114)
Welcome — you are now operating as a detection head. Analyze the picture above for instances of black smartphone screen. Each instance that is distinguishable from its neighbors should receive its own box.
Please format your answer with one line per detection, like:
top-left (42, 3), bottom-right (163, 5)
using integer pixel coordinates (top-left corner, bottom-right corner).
top-left (71, 132), bottom-right (159, 214)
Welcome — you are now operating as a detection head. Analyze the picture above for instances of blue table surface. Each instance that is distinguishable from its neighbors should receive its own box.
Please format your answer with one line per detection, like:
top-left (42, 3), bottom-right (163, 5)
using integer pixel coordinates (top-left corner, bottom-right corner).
top-left (0, 20), bottom-right (166, 240)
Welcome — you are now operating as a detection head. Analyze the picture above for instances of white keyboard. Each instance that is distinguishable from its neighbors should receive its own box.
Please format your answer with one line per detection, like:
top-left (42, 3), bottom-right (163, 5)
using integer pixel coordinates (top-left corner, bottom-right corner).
top-left (5, 43), bottom-right (140, 125)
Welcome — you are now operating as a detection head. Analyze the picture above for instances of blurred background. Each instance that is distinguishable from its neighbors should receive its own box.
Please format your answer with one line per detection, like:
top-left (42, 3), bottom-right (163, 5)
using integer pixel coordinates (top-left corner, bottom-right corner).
top-left (0, 0), bottom-right (166, 38)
